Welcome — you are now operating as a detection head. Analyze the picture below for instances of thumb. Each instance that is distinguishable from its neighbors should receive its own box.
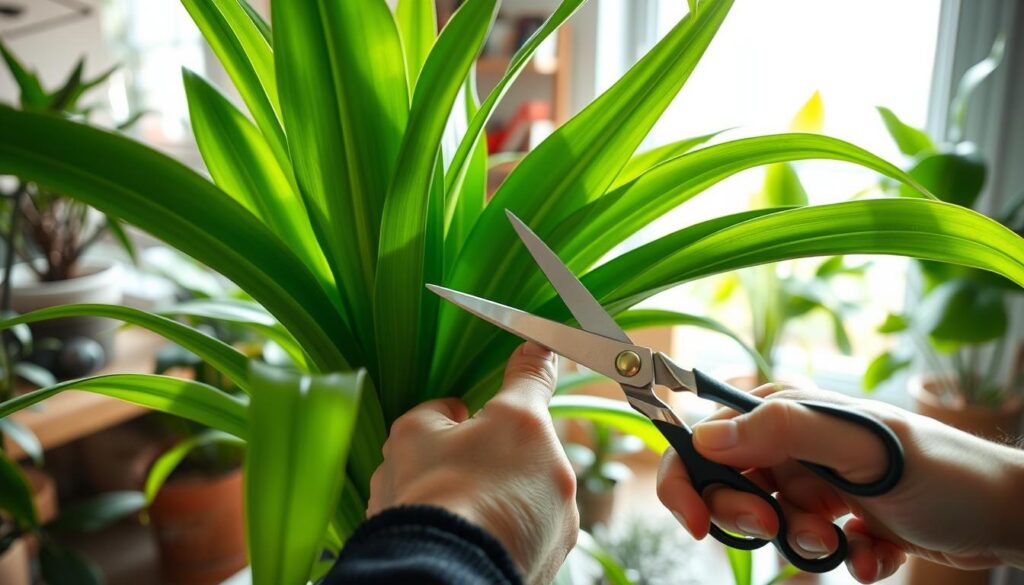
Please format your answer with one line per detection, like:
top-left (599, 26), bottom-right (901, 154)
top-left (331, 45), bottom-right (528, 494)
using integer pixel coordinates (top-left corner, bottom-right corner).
top-left (692, 398), bottom-right (889, 484)
top-left (491, 342), bottom-right (558, 411)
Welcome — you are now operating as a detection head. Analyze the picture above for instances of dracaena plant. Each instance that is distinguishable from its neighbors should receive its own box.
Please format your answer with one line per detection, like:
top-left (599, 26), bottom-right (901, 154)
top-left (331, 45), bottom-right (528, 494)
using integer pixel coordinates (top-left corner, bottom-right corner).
top-left (1, 0), bottom-right (1023, 583)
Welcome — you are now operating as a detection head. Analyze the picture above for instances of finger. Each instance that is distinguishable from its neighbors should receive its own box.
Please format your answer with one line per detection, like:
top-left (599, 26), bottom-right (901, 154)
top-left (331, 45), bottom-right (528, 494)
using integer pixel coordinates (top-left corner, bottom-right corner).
top-left (491, 342), bottom-right (559, 411)
top-left (777, 495), bottom-right (841, 559)
top-left (390, 397), bottom-right (469, 436)
top-left (843, 519), bottom-right (906, 583)
top-left (769, 461), bottom-right (850, 518)
top-left (702, 384), bottom-right (783, 422)
top-left (692, 397), bottom-right (888, 484)
top-left (704, 486), bottom-right (779, 540)
top-left (656, 448), bottom-right (711, 539)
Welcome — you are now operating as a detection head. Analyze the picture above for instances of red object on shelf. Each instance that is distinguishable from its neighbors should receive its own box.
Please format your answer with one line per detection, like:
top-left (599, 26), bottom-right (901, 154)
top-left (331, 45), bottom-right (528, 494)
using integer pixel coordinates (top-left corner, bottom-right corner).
top-left (487, 100), bottom-right (552, 153)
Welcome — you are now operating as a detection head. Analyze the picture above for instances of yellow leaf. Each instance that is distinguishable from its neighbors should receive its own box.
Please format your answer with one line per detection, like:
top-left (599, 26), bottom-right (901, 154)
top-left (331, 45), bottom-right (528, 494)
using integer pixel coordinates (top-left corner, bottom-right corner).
top-left (789, 90), bottom-right (824, 133)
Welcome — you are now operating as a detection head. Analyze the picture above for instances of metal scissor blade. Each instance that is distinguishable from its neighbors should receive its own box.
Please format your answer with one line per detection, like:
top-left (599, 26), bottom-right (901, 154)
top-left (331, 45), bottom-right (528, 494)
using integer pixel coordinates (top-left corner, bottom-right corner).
top-left (427, 284), bottom-right (654, 387)
top-left (504, 210), bottom-right (633, 345)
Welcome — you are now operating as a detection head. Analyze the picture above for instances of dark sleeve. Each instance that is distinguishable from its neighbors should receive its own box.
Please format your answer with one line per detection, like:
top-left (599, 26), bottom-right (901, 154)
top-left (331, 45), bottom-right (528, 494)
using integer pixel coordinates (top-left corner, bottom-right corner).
top-left (320, 505), bottom-right (523, 585)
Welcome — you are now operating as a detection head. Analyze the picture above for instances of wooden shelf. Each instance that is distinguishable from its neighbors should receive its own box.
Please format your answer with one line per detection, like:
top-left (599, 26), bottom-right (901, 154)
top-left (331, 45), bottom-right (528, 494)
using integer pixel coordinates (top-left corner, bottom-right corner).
top-left (5, 329), bottom-right (166, 460)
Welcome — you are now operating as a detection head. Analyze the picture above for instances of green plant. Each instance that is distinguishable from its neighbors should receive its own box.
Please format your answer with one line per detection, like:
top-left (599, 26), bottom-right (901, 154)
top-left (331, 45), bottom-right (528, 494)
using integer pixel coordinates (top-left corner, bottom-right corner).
top-left (564, 423), bottom-right (642, 494)
top-left (713, 93), bottom-right (866, 385)
top-left (864, 36), bottom-right (1024, 405)
top-left (0, 449), bottom-right (145, 584)
top-left (1, 1), bottom-right (1023, 584)
top-left (0, 41), bottom-right (139, 280)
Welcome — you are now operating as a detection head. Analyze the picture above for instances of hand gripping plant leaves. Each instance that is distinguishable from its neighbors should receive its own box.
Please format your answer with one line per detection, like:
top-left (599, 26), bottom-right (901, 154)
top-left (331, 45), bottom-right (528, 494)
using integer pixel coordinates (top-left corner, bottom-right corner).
top-left (1, 1), bottom-right (1024, 583)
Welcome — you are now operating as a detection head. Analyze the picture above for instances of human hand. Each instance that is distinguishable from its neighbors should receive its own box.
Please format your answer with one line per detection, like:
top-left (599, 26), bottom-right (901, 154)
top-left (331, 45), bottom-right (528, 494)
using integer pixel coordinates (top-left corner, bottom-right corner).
top-left (656, 385), bottom-right (1024, 583)
top-left (368, 343), bottom-right (579, 584)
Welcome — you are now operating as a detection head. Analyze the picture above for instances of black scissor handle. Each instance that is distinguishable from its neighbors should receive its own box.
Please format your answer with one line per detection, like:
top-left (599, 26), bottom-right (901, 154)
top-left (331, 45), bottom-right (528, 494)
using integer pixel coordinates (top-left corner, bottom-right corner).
top-left (691, 369), bottom-right (905, 497)
top-left (652, 419), bottom-right (846, 573)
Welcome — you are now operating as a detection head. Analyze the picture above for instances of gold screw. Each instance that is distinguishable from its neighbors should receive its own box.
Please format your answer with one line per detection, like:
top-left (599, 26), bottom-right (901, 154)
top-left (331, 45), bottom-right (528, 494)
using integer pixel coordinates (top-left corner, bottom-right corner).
top-left (615, 350), bottom-right (641, 377)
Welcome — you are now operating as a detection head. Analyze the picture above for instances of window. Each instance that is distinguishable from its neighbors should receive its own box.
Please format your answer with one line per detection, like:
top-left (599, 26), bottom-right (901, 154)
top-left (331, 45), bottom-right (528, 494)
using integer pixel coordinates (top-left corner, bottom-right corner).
top-left (619, 0), bottom-right (943, 396)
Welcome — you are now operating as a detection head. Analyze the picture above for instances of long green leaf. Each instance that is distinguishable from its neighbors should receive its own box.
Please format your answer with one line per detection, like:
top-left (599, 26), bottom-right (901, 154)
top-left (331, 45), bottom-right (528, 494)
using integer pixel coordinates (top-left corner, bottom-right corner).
top-left (181, 0), bottom-right (286, 171)
top-left (438, 0), bottom-right (735, 388)
top-left (610, 129), bottom-right (723, 189)
top-left (0, 107), bottom-right (353, 371)
top-left (615, 309), bottom-right (772, 378)
top-left (375, 0), bottom-right (497, 421)
top-left (552, 134), bottom-right (935, 283)
top-left (396, 0), bottom-right (437, 86)
top-left (727, 548), bottom-right (752, 585)
top-left (158, 299), bottom-right (306, 368)
top-left (144, 430), bottom-right (244, 505)
top-left (444, 72), bottom-right (489, 270)
top-left (275, 0), bottom-right (410, 360)
top-left (0, 304), bottom-right (252, 393)
top-left (0, 375), bottom-right (248, 439)
top-left (589, 199), bottom-right (1024, 313)
top-left (0, 450), bottom-right (36, 529)
top-left (549, 395), bottom-right (667, 453)
top-left (575, 530), bottom-right (632, 585)
top-left (443, 0), bottom-right (588, 223)
top-left (245, 362), bottom-right (363, 585)
top-left (182, 69), bottom-right (329, 287)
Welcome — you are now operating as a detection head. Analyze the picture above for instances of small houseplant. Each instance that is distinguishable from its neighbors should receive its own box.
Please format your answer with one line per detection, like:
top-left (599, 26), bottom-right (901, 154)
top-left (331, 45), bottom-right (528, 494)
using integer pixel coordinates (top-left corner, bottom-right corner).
top-left (563, 422), bottom-right (642, 531)
top-left (0, 41), bottom-right (138, 377)
top-left (862, 37), bottom-right (1021, 585)
top-left (0, 1), bottom-right (1023, 584)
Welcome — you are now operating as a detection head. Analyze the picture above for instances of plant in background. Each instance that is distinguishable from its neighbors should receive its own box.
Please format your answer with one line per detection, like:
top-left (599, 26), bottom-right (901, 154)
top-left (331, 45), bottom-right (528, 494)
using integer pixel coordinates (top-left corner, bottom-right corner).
top-left (865, 36), bottom-right (1024, 405)
top-left (0, 41), bottom-right (140, 281)
top-left (563, 422), bottom-right (642, 531)
top-left (713, 93), bottom-right (867, 386)
top-left (1, 1), bottom-right (1023, 584)
top-left (0, 450), bottom-right (145, 584)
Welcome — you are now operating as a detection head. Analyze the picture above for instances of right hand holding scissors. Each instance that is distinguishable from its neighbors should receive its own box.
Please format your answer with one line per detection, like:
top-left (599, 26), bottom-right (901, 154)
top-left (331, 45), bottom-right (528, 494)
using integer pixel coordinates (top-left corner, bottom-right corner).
top-left (657, 385), bottom-right (1024, 583)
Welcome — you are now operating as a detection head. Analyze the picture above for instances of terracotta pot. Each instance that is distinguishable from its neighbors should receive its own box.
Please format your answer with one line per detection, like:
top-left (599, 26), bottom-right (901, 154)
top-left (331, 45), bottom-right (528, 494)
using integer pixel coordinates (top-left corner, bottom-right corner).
top-left (79, 421), bottom-right (165, 492)
top-left (11, 258), bottom-right (123, 378)
top-left (0, 537), bottom-right (31, 585)
top-left (909, 374), bottom-right (1022, 439)
top-left (905, 374), bottom-right (1022, 585)
top-left (149, 468), bottom-right (247, 585)
top-left (577, 484), bottom-right (617, 532)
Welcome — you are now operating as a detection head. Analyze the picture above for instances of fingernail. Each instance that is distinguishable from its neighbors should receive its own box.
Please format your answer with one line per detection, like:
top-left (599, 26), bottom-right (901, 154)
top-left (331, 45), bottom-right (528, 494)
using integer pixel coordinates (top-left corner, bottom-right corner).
top-left (693, 420), bottom-right (739, 449)
top-left (736, 514), bottom-right (770, 539)
top-left (522, 343), bottom-right (554, 360)
top-left (671, 511), bottom-right (693, 537)
top-left (796, 533), bottom-right (828, 554)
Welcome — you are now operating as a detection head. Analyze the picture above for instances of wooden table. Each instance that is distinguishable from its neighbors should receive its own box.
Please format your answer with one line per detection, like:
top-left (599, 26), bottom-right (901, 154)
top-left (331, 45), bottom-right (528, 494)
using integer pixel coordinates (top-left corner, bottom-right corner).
top-left (4, 329), bottom-right (166, 460)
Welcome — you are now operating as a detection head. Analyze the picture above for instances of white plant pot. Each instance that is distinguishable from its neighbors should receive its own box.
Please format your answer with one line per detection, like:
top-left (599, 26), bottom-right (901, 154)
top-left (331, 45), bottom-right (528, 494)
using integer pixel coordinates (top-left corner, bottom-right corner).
top-left (10, 258), bottom-right (124, 377)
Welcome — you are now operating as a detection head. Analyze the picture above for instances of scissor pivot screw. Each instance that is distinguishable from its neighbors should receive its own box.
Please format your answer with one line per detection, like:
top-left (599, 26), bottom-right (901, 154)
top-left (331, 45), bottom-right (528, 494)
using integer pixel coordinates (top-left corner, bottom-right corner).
top-left (615, 350), bottom-right (642, 377)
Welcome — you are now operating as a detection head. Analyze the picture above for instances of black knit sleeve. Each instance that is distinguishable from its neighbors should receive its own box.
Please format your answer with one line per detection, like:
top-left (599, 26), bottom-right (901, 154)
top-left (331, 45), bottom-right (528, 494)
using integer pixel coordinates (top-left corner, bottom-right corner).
top-left (320, 505), bottom-right (523, 585)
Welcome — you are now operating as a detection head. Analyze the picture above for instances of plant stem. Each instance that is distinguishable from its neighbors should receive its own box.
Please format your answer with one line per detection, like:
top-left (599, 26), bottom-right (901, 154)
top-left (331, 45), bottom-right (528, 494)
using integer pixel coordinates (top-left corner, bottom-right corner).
top-left (1, 183), bottom-right (27, 312)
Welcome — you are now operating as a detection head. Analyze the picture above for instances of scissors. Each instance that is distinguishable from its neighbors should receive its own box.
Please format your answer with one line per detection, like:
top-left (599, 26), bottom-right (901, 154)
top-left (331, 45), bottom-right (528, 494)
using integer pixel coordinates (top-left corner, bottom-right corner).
top-left (428, 210), bottom-right (905, 573)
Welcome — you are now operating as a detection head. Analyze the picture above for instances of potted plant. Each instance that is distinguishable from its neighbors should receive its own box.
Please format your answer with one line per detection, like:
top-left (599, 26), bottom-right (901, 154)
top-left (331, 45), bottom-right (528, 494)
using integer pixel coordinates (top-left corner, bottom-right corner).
top-left (863, 37), bottom-right (1020, 585)
top-left (563, 422), bottom-right (642, 531)
top-left (712, 93), bottom-right (866, 391)
top-left (0, 41), bottom-right (140, 378)
top-left (1, 2), bottom-right (1023, 584)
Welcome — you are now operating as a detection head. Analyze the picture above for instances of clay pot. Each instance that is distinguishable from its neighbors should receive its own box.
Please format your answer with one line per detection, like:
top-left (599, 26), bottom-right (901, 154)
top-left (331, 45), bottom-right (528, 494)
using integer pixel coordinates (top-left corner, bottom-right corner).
top-left (79, 421), bottom-right (165, 492)
top-left (0, 537), bottom-right (31, 585)
top-left (11, 258), bottom-right (123, 378)
top-left (577, 484), bottom-right (617, 532)
top-left (148, 468), bottom-right (247, 585)
top-left (905, 374), bottom-right (1023, 585)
